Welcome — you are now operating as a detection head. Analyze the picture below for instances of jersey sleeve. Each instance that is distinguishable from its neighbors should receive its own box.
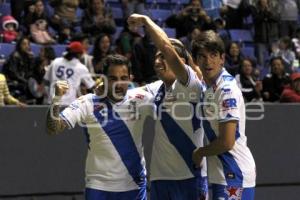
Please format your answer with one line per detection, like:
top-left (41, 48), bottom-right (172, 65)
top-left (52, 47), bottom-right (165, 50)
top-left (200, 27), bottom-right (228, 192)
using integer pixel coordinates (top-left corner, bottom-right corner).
top-left (174, 65), bottom-right (203, 102)
top-left (80, 67), bottom-right (95, 89)
top-left (217, 83), bottom-right (242, 122)
top-left (60, 95), bottom-right (89, 128)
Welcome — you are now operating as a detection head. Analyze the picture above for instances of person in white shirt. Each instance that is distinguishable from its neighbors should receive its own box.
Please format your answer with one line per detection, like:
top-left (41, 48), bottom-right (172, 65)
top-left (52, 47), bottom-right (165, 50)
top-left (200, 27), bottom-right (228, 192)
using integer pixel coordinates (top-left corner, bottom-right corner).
top-left (46, 54), bottom-right (153, 200)
top-left (44, 41), bottom-right (95, 105)
top-left (192, 30), bottom-right (256, 200)
top-left (128, 14), bottom-right (208, 200)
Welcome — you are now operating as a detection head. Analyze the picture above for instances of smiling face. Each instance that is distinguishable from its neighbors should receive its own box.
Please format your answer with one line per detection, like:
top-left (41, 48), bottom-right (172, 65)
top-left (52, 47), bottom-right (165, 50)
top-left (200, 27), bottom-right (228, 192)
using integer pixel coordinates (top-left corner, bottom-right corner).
top-left (107, 64), bottom-right (130, 102)
top-left (153, 51), bottom-right (176, 86)
top-left (196, 49), bottom-right (225, 84)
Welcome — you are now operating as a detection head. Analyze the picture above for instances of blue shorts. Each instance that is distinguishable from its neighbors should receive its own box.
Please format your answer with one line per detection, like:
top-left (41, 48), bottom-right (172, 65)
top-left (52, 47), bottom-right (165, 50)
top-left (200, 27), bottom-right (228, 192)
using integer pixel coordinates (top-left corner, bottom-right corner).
top-left (150, 176), bottom-right (208, 200)
top-left (212, 184), bottom-right (255, 200)
top-left (85, 187), bottom-right (147, 200)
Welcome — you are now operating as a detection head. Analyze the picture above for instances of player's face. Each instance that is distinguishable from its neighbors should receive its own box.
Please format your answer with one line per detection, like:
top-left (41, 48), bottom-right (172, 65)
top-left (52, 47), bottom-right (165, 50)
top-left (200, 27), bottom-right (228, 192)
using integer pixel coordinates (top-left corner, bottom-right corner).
top-left (154, 51), bottom-right (176, 85)
top-left (107, 64), bottom-right (130, 102)
top-left (196, 49), bottom-right (225, 84)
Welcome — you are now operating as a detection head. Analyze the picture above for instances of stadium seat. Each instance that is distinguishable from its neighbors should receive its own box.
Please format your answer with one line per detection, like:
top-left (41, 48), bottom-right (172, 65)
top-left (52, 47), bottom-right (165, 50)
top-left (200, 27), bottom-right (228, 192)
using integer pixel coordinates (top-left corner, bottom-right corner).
top-left (170, 0), bottom-right (189, 4)
top-left (30, 43), bottom-right (42, 56)
top-left (148, 9), bottom-right (172, 23)
top-left (0, 43), bottom-right (15, 58)
top-left (53, 44), bottom-right (67, 56)
top-left (112, 26), bottom-right (123, 43)
top-left (205, 8), bottom-right (220, 19)
top-left (0, 3), bottom-right (11, 17)
top-left (241, 46), bottom-right (255, 59)
top-left (229, 29), bottom-right (253, 43)
top-left (111, 7), bottom-right (123, 19)
top-left (163, 28), bottom-right (176, 38)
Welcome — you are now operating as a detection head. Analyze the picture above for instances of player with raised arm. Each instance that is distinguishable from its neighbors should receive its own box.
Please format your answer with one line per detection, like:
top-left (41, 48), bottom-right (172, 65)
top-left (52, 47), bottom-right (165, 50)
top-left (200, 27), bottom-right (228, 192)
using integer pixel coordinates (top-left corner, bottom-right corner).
top-left (128, 14), bottom-right (208, 200)
top-left (192, 30), bottom-right (256, 200)
top-left (46, 54), bottom-right (153, 200)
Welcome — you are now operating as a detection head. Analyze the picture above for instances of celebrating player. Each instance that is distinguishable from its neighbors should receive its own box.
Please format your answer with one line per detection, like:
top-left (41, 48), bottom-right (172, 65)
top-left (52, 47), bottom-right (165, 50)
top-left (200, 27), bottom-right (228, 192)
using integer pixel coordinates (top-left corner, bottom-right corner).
top-left (192, 30), bottom-right (256, 200)
top-left (46, 54), bottom-right (153, 200)
top-left (128, 14), bottom-right (208, 200)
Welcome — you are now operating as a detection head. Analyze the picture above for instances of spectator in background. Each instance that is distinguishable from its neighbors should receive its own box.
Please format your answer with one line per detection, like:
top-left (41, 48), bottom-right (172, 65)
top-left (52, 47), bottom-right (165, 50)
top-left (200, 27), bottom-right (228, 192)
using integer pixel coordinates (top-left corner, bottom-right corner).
top-left (236, 58), bottom-right (262, 102)
top-left (271, 36), bottom-right (296, 73)
top-left (131, 33), bottom-right (157, 84)
top-left (72, 33), bottom-right (94, 73)
top-left (23, 0), bottom-right (50, 34)
top-left (92, 34), bottom-right (114, 75)
top-left (57, 21), bottom-right (73, 44)
top-left (280, 72), bottom-right (300, 102)
top-left (278, 0), bottom-right (300, 38)
top-left (81, 0), bottom-right (116, 39)
top-left (115, 23), bottom-right (143, 60)
top-left (49, 0), bottom-right (80, 32)
top-left (10, 0), bottom-right (32, 23)
top-left (166, 0), bottom-right (214, 38)
top-left (44, 41), bottom-right (95, 105)
top-left (30, 19), bottom-right (56, 44)
top-left (220, 0), bottom-right (251, 29)
top-left (180, 26), bottom-right (201, 53)
top-left (28, 46), bottom-right (56, 104)
top-left (262, 56), bottom-right (291, 102)
top-left (1, 15), bottom-right (19, 43)
top-left (2, 37), bottom-right (34, 101)
top-left (251, 0), bottom-right (280, 67)
top-left (0, 73), bottom-right (26, 107)
top-left (224, 41), bottom-right (244, 76)
top-left (121, 0), bottom-right (145, 19)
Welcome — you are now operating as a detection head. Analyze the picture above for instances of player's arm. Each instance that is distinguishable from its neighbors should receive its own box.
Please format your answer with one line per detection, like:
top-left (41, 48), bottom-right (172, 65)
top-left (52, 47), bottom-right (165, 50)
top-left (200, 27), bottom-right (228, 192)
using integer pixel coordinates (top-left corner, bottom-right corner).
top-left (46, 81), bottom-right (69, 135)
top-left (127, 14), bottom-right (188, 85)
top-left (192, 120), bottom-right (237, 167)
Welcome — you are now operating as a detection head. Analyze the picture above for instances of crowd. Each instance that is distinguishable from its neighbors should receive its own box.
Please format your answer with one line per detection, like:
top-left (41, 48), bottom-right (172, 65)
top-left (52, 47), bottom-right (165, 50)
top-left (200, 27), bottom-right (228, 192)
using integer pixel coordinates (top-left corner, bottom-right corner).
top-left (1, 0), bottom-right (300, 106)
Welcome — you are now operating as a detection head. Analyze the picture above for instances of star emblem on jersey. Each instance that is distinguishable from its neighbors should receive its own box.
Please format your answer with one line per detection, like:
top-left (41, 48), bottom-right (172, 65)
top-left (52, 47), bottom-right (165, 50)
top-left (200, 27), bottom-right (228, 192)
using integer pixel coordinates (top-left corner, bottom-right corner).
top-left (225, 187), bottom-right (243, 200)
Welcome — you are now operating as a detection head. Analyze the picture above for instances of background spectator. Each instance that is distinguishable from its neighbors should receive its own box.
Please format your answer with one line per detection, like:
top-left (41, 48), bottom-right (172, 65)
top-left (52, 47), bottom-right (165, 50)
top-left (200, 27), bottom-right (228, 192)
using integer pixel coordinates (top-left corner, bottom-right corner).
top-left (262, 56), bottom-right (291, 102)
top-left (280, 72), bottom-right (300, 102)
top-left (224, 41), bottom-right (244, 76)
top-left (251, 0), bottom-right (280, 67)
top-left (121, 0), bottom-right (145, 19)
top-left (2, 37), bottom-right (34, 101)
top-left (1, 15), bottom-right (19, 43)
top-left (81, 0), bottom-right (116, 39)
top-left (236, 58), bottom-right (262, 102)
top-left (91, 33), bottom-right (114, 75)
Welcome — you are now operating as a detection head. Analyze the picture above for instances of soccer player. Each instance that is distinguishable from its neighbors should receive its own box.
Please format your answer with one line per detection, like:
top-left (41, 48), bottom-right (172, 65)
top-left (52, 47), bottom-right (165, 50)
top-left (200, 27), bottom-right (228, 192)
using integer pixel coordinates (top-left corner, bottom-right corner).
top-left (46, 54), bottom-right (153, 200)
top-left (44, 41), bottom-right (95, 105)
top-left (192, 30), bottom-right (256, 200)
top-left (128, 14), bottom-right (208, 200)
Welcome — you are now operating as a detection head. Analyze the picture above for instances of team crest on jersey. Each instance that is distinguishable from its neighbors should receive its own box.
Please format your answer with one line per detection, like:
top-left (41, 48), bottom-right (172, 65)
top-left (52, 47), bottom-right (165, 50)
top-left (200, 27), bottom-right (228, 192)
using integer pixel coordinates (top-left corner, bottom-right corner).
top-left (70, 102), bottom-right (79, 110)
top-left (222, 98), bottom-right (237, 109)
top-left (225, 187), bottom-right (243, 200)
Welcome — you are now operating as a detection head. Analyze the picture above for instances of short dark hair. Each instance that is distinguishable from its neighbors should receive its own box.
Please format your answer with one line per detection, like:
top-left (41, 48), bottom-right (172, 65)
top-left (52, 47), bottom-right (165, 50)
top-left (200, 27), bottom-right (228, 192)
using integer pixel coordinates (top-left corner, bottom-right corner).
top-left (169, 39), bottom-right (189, 62)
top-left (102, 54), bottom-right (130, 75)
top-left (191, 30), bottom-right (225, 59)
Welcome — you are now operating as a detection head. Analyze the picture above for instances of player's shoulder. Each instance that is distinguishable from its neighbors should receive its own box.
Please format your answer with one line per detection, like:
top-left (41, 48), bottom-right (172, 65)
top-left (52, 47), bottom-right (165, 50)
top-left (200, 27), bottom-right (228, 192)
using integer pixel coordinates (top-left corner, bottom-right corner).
top-left (217, 71), bottom-right (240, 94)
top-left (127, 87), bottom-right (154, 102)
top-left (0, 73), bottom-right (6, 81)
top-left (145, 80), bottom-right (163, 95)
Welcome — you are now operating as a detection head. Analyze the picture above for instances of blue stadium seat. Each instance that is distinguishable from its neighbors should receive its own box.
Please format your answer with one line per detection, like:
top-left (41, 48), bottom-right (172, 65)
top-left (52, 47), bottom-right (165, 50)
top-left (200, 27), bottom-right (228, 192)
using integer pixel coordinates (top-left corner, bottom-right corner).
top-left (205, 8), bottom-right (220, 19)
top-left (30, 43), bottom-right (42, 57)
top-left (0, 3), bottom-right (11, 17)
top-left (163, 28), bottom-right (176, 38)
top-left (112, 26), bottom-right (123, 43)
top-left (0, 43), bottom-right (15, 58)
top-left (229, 29), bottom-right (253, 43)
top-left (241, 46), bottom-right (255, 59)
top-left (111, 7), bottom-right (123, 19)
top-left (170, 0), bottom-right (189, 4)
top-left (146, 0), bottom-right (169, 3)
top-left (148, 9), bottom-right (172, 22)
top-left (53, 44), bottom-right (67, 56)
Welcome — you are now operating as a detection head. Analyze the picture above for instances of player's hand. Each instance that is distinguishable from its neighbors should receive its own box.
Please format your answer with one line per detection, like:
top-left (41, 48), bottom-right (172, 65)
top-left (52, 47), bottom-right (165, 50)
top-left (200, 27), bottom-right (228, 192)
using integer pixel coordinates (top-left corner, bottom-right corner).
top-left (127, 14), bottom-right (148, 30)
top-left (55, 81), bottom-right (69, 97)
top-left (192, 148), bottom-right (203, 168)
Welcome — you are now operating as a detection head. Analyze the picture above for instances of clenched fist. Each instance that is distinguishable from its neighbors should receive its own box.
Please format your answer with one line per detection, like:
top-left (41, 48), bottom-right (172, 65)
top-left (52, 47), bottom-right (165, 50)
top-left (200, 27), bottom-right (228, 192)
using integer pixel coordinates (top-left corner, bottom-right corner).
top-left (55, 80), bottom-right (69, 97)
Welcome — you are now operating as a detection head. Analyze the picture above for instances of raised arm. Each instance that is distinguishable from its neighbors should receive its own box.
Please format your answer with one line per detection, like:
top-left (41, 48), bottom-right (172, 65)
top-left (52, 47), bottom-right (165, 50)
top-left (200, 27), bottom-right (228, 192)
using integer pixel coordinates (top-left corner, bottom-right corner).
top-left (127, 14), bottom-right (189, 85)
top-left (46, 81), bottom-right (69, 135)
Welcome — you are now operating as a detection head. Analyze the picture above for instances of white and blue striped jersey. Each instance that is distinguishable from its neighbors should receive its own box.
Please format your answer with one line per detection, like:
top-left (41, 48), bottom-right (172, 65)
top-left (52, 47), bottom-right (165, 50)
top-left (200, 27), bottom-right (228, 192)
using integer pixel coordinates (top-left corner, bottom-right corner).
top-left (60, 88), bottom-right (153, 192)
top-left (146, 65), bottom-right (207, 181)
top-left (201, 68), bottom-right (256, 187)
